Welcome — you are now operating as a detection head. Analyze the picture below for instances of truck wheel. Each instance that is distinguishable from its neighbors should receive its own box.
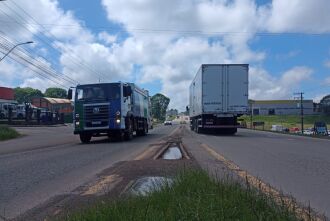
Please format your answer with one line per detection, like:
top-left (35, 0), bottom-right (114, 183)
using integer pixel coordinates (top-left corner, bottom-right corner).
top-left (124, 119), bottom-right (133, 140)
top-left (141, 121), bottom-right (148, 136)
top-left (80, 133), bottom-right (92, 143)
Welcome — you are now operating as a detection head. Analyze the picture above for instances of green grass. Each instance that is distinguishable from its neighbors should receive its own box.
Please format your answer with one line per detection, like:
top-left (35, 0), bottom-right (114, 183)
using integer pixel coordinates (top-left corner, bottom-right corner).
top-left (0, 125), bottom-right (20, 141)
top-left (239, 115), bottom-right (330, 130)
top-left (66, 170), bottom-right (298, 221)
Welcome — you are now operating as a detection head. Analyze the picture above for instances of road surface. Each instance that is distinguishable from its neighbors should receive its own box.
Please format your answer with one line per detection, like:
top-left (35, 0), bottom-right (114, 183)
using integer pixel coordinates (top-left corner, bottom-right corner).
top-left (0, 125), bottom-right (175, 219)
top-left (185, 128), bottom-right (330, 218)
top-left (1, 125), bottom-right (330, 219)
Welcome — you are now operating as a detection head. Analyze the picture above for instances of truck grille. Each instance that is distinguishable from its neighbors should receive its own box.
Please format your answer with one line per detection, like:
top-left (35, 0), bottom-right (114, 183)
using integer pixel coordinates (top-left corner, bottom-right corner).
top-left (84, 104), bottom-right (109, 128)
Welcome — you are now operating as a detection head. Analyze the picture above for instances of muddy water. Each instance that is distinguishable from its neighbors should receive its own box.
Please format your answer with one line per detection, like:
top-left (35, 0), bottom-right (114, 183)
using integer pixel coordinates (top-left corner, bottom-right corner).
top-left (130, 177), bottom-right (173, 196)
top-left (162, 146), bottom-right (182, 160)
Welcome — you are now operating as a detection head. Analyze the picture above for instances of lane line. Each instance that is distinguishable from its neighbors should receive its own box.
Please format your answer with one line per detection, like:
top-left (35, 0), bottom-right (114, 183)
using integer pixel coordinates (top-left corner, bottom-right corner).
top-left (200, 143), bottom-right (325, 221)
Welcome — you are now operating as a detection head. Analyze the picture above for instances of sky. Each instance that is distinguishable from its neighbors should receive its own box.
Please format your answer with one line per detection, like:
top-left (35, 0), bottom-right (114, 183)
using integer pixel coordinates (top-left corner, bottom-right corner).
top-left (0, 0), bottom-right (330, 111)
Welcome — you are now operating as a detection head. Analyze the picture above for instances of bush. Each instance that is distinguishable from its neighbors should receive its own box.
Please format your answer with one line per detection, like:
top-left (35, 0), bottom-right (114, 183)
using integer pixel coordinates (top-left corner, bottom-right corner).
top-left (0, 125), bottom-right (20, 141)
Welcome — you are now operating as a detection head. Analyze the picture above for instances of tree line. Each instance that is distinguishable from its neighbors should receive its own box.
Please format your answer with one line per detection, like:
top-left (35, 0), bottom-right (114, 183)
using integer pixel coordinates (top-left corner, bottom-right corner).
top-left (14, 87), bottom-right (67, 103)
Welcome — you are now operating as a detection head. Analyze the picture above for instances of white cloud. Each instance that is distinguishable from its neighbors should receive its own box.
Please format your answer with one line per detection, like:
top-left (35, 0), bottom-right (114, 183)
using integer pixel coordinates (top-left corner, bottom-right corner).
top-left (324, 60), bottom-right (330, 68)
top-left (324, 76), bottom-right (330, 85)
top-left (98, 32), bottom-right (117, 45)
top-left (249, 66), bottom-right (313, 100)
top-left (260, 0), bottom-right (330, 33)
top-left (1, 0), bottom-right (330, 111)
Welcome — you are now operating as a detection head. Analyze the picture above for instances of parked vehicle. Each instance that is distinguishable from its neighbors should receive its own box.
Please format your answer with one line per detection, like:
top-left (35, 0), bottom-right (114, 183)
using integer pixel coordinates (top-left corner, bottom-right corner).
top-left (271, 125), bottom-right (286, 132)
top-left (0, 103), bottom-right (17, 119)
top-left (314, 122), bottom-right (328, 136)
top-left (164, 120), bottom-right (172, 125)
top-left (68, 82), bottom-right (151, 143)
top-left (289, 127), bottom-right (300, 133)
top-left (188, 64), bottom-right (249, 134)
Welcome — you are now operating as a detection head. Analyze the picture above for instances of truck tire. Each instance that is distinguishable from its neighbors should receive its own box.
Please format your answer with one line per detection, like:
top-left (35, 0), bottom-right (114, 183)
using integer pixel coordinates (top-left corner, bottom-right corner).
top-left (80, 133), bottom-right (92, 143)
top-left (124, 119), bottom-right (133, 140)
top-left (141, 120), bottom-right (148, 136)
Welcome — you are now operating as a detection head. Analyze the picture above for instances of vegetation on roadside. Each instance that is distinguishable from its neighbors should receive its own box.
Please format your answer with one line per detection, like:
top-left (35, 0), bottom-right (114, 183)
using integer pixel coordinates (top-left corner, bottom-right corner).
top-left (239, 114), bottom-right (330, 130)
top-left (66, 170), bottom-right (298, 221)
top-left (0, 125), bottom-right (20, 141)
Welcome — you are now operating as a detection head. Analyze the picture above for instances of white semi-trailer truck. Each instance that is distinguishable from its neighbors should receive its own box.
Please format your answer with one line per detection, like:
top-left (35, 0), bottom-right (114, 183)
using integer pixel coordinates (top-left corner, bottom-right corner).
top-left (189, 64), bottom-right (249, 134)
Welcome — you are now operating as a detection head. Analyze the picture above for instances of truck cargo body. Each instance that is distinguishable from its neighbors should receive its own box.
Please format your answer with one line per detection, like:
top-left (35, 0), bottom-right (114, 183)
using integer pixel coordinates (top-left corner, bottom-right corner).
top-left (72, 82), bottom-right (151, 143)
top-left (189, 64), bottom-right (248, 134)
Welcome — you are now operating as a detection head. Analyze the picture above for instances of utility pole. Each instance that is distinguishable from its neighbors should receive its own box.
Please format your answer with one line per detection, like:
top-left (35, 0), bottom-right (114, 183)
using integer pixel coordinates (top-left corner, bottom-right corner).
top-left (294, 92), bottom-right (304, 134)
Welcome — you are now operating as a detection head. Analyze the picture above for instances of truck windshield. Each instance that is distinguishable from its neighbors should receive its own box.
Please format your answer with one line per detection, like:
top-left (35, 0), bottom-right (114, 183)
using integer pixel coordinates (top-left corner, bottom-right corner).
top-left (76, 84), bottom-right (120, 101)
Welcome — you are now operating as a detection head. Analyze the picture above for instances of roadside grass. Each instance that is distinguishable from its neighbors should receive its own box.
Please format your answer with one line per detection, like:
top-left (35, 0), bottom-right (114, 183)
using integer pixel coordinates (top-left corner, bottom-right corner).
top-left (66, 170), bottom-right (298, 221)
top-left (0, 125), bottom-right (20, 141)
top-left (239, 115), bottom-right (330, 130)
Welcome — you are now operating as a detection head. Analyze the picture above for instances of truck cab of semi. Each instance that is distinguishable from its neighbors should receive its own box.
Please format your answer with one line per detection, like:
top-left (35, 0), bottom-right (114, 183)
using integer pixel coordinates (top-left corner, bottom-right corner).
top-left (68, 82), bottom-right (150, 143)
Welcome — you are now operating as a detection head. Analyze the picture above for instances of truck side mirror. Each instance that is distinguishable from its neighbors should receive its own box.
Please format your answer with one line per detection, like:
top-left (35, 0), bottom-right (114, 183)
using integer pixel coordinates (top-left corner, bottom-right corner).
top-left (67, 89), bottom-right (73, 100)
top-left (123, 86), bottom-right (132, 97)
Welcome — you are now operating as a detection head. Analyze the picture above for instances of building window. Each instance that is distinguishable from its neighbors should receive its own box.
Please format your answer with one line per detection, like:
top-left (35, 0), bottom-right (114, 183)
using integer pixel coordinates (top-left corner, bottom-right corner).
top-left (268, 109), bottom-right (275, 115)
top-left (253, 108), bottom-right (259, 115)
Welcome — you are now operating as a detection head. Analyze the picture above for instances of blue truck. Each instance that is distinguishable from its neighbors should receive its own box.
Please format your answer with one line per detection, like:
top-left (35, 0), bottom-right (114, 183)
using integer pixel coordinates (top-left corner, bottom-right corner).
top-left (68, 82), bottom-right (151, 143)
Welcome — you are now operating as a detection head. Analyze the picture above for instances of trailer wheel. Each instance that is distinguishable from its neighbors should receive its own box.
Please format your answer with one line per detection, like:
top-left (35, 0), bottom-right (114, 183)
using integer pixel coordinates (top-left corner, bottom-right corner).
top-left (124, 119), bottom-right (133, 140)
top-left (80, 133), bottom-right (92, 143)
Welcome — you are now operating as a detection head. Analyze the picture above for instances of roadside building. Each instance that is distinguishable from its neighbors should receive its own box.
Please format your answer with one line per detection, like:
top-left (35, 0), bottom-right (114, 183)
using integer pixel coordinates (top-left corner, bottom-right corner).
top-left (250, 100), bottom-right (314, 115)
top-left (31, 97), bottom-right (73, 114)
top-left (0, 86), bottom-right (15, 100)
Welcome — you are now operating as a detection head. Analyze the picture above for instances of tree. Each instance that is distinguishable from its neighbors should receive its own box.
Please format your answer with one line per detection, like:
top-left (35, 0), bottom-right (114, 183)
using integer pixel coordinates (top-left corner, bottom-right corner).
top-left (151, 93), bottom-right (170, 121)
top-left (44, 87), bottom-right (67, 98)
top-left (14, 87), bottom-right (43, 103)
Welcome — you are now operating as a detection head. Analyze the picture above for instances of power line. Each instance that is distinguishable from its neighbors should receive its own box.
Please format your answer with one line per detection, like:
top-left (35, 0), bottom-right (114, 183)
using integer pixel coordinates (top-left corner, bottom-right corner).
top-left (0, 19), bottom-right (330, 36)
top-left (0, 7), bottom-right (82, 85)
top-left (1, 1), bottom-right (110, 82)
top-left (0, 35), bottom-right (78, 85)
top-left (0, 37), bottom-right (75, 88)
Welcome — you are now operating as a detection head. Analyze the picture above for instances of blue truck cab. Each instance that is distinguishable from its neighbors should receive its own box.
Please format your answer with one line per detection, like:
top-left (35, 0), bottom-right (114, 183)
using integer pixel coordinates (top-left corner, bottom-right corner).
top-left (68, 82), bottom-right (151, 143)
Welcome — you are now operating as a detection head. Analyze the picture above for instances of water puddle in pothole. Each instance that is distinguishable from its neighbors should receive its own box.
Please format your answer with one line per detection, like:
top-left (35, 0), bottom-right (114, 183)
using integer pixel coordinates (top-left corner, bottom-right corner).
top-left (162, 146), bottom-right (182, 160)
top-left (130, 176), bottom-right (173, 196)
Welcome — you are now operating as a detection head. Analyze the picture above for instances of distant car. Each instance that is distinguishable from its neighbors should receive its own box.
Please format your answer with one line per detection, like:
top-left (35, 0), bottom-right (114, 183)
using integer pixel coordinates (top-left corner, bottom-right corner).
top-left (289, 127), bottom-right (300, 133)
top-left (303, 130), bottom-right (313, 135)
top-left (164, 121), bottom-right (172, 125)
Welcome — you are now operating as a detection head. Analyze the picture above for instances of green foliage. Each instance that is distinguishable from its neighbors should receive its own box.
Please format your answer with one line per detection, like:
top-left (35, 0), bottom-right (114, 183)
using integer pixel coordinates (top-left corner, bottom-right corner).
top-left (67, 170), bottom-right (298, 221)
top-left (14, 87), bottom-right (43, 103)
top-left (151, 93), bottom-right (170, 121)
top-left (0, 125), bottom-right (20, 141)
top-left (44, 87), bottom-right (67, 98)
top-left (239, 115), bottom-right (330, 129)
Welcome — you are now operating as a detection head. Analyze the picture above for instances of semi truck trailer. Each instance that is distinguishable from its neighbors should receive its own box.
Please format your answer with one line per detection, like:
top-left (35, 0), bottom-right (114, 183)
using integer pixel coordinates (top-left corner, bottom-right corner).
top-left (68, 82), bottom-right (151, 143)
top-left (189, 64), bottom-right (249, 134)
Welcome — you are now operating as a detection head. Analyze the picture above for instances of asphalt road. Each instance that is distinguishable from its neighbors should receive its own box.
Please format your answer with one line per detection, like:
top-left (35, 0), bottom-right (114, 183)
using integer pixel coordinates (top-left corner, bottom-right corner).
top-left (0, 124), bottom-right (176, 219)
top-left (189, 128), bottom-right (330, 218)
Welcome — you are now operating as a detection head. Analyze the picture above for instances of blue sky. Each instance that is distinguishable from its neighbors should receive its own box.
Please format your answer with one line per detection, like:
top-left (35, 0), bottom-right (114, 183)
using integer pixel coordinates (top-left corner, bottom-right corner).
top-left (0, 0), bottom-right (330, 110)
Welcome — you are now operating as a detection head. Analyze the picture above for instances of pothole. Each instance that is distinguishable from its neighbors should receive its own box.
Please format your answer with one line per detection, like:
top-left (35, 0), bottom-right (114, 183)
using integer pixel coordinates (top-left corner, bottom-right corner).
top-left (162, 146), bottom-right (183, 160)
top-left (130, 176), bottom-right (173, 196)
